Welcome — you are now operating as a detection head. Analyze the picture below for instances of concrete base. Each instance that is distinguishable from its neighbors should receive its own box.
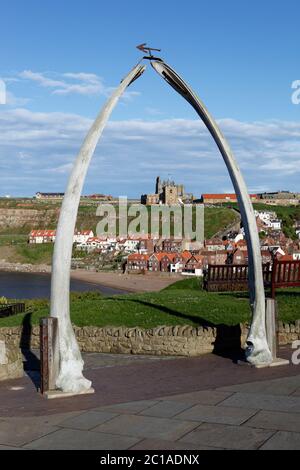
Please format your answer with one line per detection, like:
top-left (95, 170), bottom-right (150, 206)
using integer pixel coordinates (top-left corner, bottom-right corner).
top-left (255, 358), bottom-right (290, 369)
top-left (238, 358), bottom-right (290, 369)
top-left (43, 387), bottom-right (95, 400)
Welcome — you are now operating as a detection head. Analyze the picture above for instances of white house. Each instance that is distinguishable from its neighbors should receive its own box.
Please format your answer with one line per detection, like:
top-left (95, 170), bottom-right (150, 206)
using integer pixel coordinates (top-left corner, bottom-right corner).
top-left (76, 237), bottom-right (101, 252)
top-left (73, 230), bottom-right (94, 244)
top-left (122, 239), bottom-right (140, 253)
top-left (254, 210), bottom-right (282, 230)
top-left (268, 219), bottom-right (282, 230)
top-left (170, 262), bottom-right (183, 274)
top-left (29, 230), bottom-right (56, 244)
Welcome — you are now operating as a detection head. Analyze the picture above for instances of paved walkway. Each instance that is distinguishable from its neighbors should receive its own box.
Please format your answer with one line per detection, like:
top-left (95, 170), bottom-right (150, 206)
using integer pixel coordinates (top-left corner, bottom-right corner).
top-left (0, 349), bottom-right (300, 450)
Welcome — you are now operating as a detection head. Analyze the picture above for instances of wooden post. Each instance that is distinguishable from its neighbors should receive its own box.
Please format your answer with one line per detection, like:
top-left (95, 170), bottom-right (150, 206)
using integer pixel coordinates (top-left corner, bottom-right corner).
top-left (271, 258), bottom-right (277, 299)
top-left (40, 317), bottom-right (59, 394)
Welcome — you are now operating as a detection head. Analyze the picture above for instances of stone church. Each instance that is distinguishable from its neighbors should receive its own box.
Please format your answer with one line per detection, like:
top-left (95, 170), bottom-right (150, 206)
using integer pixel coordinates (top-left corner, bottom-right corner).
top-left (141, 176), bottom-right (193, 205)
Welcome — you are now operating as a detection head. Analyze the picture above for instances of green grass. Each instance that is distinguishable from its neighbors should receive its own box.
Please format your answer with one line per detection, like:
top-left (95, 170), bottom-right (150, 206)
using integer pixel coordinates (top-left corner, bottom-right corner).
top-left (0, 234), bottom-right (28, 246)
top-left (204, 207), bottom-right (238, 238)
top-left (1, 279), bottom-right (299, 329)
top-left (15, 243), bottom-right (54, 264)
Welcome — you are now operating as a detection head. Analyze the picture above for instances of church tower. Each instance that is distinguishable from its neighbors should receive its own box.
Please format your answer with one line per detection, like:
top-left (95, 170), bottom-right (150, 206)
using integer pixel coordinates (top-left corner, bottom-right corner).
top-left (155, 176), bottom-right (162, 195)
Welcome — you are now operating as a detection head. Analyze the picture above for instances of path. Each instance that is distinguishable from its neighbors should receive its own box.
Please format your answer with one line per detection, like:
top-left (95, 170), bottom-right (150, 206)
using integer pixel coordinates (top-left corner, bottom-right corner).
top-left (0, 348), bottom-right (299, 449)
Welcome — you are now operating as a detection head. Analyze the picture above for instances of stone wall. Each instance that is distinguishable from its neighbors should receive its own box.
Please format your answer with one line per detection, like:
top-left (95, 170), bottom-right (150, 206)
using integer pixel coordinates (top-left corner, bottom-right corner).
top-left (0, 321), bottom-right (299, 357)
top-left (0, 340), bottom-right (23, 381)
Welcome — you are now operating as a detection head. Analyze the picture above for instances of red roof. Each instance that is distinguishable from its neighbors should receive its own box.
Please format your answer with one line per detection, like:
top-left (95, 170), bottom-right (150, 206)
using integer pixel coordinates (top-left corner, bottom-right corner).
top-left (202, 194), bottom-right (257, 200)
top-left (128, 254), bottom-right (149, 261)
top-left (30, 230), bottom-right (56, 237)
top-left (150, 252), bottom-right (175, 262)
top-left (181, 250), bottom-right (193, 260)
top-left (75, 230), bottom-right (93, 235)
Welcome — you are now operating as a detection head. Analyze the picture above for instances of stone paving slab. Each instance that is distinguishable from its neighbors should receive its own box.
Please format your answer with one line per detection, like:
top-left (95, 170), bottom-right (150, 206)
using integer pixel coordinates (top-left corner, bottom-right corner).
top-left (217, 375), bottom-right (300, 396)
top-left (24, 429), bottom-right (140, 450)
top-left (57, 410), bottom-right (118, 431)
top-left (244, 410), bottom-right (300, 433)
top-left (220, 392), bottom-right (300, 413)
top-left (0, 420), bottom-right (58, 447)
top-left (0, 445), bottom-right (24, 450)
top-left (93, 414), bottom-right (198, 441)
top-left (260, 431), bottom-right (300, 450)
top-left (156, 390), bottom-right (233, 405)
top-left (1, 351), bottom-right (299, 450)
top-left (174, 404), bottom-right (258, 425)
top-left (1, 412), bottom-right (84, 427)
top-left (1, 348), bottom-right (298, 419)
top-left (139, 400), bottom-right (194, 418)
top-left (82, 352), bottom-right (180, 369)
top-left (130, 438), bottom-right (221, 450)
top-left (179, 423), bottom-right (274, 450)
top-left (96, 400), bottom-right (159, 414)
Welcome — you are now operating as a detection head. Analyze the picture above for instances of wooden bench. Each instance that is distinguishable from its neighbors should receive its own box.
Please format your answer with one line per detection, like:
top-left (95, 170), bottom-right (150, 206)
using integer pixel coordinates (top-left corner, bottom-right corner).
top-left (0, 302), bottom-right (26, 318)
top-left (204, 260), bottom-right (300, 297)
top-left (203, 263), bottom-right (271, 292)
top-left (271, 259), bottom-right (300, 298)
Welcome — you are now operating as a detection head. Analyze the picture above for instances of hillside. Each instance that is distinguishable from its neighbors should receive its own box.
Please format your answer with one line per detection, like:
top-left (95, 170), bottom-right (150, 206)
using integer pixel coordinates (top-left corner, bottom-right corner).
top-left (221, 202), bottom-right (300, 240)
top-left (0, 198), bottom-right (239, 265)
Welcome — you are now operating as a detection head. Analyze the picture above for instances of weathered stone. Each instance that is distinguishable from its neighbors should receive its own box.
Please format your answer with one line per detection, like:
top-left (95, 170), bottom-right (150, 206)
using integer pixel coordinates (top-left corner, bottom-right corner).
top-left (0, 321), bottom-right (299, 359)
top-left (0, 341), bottom-right (23, 381)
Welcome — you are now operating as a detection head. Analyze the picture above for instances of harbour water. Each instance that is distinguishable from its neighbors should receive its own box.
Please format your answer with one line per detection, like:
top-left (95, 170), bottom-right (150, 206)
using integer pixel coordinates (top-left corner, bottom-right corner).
top-left (0, 271), bottom-right (127, 299)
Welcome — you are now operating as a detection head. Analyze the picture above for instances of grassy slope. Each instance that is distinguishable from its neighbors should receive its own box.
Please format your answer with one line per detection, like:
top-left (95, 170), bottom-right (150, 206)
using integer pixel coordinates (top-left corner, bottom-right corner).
top-left (204, 207), bottom-right (238, 238)
top-left (0, 279), bottom-right (299, 329)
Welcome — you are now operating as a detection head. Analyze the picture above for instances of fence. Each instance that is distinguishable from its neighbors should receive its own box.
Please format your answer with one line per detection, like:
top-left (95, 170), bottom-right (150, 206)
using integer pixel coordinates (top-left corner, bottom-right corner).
top-left (0, 303), bottom-right (26, 318)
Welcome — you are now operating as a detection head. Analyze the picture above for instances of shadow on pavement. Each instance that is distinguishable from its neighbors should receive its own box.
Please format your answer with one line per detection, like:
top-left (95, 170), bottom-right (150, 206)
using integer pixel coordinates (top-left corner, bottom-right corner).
top-left (20, 312), bottom-right (41, 390)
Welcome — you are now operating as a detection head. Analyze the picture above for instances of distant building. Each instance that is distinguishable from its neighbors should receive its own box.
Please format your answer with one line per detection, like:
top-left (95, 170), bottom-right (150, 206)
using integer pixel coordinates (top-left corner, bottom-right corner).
top-left (257, 191), bottom-right (300, 206)
top-left (140, 194), bottom-right (159, 205)
top-left (155, 239), bottom-right (183, 253)
top-left (127, 254), bottom-right (149, 272)
top-left (202, 194), bottom-right (258, 204)
top-left (83, 194), bottom-right (113, 201)
top-left (35, 192), bottom-right (64, 200)
top-left (29, 230), bottom-right (56, 244)
top-left (141, 176), bottom-right (193, 206)
top-left (73, 230), bottom-right (94, 244)
top-left (29, 229), bottom-right (94, 245)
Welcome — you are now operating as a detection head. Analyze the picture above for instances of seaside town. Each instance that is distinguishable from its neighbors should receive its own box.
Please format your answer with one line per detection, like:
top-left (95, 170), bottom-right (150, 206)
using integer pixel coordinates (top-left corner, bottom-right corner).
top-left (26, 181), bottom-right (300, 277)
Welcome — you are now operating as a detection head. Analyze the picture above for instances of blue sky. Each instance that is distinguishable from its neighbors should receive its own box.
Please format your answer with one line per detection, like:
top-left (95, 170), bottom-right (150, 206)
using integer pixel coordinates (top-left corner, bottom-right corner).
top-left (0, 0), bottom-right (300, 197)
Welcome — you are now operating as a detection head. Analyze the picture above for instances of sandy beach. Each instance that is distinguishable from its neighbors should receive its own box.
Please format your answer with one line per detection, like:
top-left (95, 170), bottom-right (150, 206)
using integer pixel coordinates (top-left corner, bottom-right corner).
top-left (70, 270), bottom-right (181, 293)
top-left (0, 261), bottom-right (181, 293)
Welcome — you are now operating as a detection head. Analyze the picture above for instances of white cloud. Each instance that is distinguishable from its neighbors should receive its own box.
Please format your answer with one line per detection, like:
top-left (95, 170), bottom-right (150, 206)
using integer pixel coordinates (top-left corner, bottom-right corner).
top-left (5, 91), bottom-right (30, 107)
top-left (19, 70), bottom-right (106, 96)
top-left (18, 70), bottom-right (136, 98)
top-left (0, 109), bottom-right (299, 196)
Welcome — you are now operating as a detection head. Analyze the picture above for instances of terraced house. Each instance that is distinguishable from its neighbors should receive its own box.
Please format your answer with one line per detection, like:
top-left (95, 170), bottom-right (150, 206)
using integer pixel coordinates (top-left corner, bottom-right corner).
top-left (127, 254), bottom-right (149, 272)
